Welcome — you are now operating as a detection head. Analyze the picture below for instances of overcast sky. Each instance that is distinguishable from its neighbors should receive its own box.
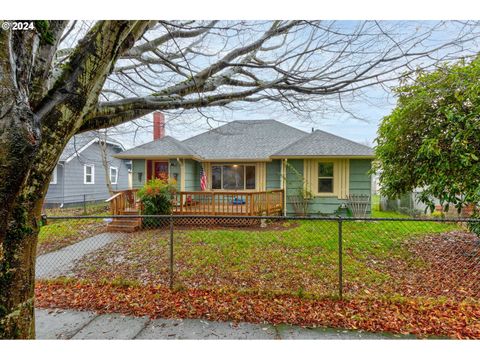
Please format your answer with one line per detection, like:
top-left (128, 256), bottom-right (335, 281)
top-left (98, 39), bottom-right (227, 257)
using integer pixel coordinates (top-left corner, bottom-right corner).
top-left (102, 20), bottom-right (477, 150)
top-left (112, 75), bottom-right (394, 149)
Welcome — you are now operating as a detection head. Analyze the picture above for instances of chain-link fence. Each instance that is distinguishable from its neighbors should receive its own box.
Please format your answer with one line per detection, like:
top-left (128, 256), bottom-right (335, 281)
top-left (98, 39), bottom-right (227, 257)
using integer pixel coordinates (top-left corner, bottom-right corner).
top-left (36, 215), bottom-right (480, 302)
top-left (42, 192), bottom-right (111, 216)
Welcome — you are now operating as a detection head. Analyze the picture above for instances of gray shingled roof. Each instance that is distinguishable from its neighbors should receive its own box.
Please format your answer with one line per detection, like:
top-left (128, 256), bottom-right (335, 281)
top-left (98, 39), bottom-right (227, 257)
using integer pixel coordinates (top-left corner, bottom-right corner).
top-left (273, 129), bottom-right (374, 157)
top-left (115, 135), bottom-right (197, 159)
top-left (59, 131), bottom-right (124, 161)
top-left (182, 120), bottom-right (308, 160)
top-left (114, 120), bottom-right (374, 160)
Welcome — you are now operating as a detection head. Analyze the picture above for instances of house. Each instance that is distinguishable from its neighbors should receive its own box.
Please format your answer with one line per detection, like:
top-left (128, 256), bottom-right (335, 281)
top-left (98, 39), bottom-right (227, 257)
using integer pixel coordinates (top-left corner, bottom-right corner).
top-left (112, 112), bottom-right (374, 217)
top-left (45, 131), bottom-right (130, 207)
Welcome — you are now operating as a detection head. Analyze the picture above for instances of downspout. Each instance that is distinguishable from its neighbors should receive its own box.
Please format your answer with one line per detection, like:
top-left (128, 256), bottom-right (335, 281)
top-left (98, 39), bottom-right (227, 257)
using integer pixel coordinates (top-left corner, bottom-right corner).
top-left (284, 159), bottom-right (287, 216)
top-left (176, 158), bottom-right (184, 191)
top-left (59, 162), bottom-right (65, 208)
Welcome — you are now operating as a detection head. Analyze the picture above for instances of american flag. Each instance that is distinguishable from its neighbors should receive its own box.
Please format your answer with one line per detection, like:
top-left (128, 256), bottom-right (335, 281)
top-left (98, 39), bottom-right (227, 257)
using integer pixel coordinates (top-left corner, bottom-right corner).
top-left (200, 165), bottom-right (207, 191)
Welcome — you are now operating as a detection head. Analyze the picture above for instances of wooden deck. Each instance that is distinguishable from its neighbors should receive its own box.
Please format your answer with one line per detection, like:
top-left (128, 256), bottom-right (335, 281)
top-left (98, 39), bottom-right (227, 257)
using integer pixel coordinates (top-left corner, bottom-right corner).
top-left (106, 189), bottom-right (284, 216)
top-left (172, 190), bottom-right (283, 216)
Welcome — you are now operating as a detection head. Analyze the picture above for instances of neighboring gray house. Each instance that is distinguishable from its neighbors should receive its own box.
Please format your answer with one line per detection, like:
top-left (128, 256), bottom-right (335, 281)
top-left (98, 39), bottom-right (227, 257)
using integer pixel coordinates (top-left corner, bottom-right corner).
top-left (45, 132), bottom-right (130, 206)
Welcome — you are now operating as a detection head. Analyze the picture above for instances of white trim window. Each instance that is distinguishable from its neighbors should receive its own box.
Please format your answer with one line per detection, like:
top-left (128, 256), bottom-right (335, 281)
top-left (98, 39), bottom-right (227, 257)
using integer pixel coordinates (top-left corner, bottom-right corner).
top-left (84, 164), bottom-right (95, 184)
top-left (317, 161), bottom-right (334, 194)
top-left (211, 164), bottom-right (256, 190)
top-left (50, 166), bottom-right (57, 184)
top-left (110, 166), bottom-right (118, 185)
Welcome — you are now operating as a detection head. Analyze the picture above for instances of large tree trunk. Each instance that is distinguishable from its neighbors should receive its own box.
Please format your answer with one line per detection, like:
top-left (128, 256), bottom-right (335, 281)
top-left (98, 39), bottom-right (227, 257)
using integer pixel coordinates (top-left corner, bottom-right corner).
top-left (0, 25), bottom-right (42, 339)
top-left (0, 199), bottom-right (43, 338)
top-left (0, 20), bottom-right (151, 339)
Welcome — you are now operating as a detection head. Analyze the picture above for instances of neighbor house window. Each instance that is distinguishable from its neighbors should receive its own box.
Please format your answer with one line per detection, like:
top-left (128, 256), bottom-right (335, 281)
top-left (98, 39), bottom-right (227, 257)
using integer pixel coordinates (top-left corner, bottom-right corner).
top-left (318, 162), bottom-right (334, 193)
top-left (110, 166), bottom-right (118, 185)
top-left (50, 166), bottom-right (57, 184)
top-left (84, 164), bottom-right (95, 184)
top-left (211, 165), bottom-right (256, 190)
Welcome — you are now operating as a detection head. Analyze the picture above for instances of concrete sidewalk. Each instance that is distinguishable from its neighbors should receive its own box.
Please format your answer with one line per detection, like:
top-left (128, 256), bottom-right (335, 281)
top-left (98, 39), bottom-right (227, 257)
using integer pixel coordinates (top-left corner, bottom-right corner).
top-left (35, 308), bottom-right (412, 340)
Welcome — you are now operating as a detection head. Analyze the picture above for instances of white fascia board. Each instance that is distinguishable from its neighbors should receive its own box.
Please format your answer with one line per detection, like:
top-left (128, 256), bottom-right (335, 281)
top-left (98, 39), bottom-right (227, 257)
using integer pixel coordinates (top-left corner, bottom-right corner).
top-left (65, 139), bottom-right (126, 163)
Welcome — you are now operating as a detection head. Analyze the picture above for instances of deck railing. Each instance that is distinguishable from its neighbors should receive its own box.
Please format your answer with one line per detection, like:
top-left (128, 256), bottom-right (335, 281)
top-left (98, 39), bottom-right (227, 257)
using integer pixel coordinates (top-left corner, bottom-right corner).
top-left (107, 189), bottom-right (284, 216)
top-left (106, 189), bottom-right (140, 215)
top-left (172, 190), bottom-right (284, 216)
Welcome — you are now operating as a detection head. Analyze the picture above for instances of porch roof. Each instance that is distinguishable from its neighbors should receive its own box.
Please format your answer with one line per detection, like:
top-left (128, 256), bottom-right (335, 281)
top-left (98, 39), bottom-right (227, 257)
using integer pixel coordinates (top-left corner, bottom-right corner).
top-left (272, 129), bottom-right (374, 158)
top-left (114, 136), bottom-right (199, 159)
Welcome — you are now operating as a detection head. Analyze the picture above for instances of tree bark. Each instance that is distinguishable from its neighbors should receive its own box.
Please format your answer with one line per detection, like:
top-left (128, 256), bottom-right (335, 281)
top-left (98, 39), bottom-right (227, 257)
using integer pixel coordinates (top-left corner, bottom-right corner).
top-left (0, 20), bottom-right (151, 339)
top-left (98, 133), bottom-right (115, 196)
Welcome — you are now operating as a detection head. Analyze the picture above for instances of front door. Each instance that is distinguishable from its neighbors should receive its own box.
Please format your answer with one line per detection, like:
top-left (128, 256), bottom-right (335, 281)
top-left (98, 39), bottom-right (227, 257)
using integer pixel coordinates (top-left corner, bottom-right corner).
top-left (154, 161), bottom-right (169, 181)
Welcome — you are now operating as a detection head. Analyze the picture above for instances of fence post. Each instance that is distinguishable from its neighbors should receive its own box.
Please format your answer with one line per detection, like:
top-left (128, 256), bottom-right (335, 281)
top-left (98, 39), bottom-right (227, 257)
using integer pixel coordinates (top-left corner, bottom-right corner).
top-left (338, 216), bottom-right (343, 300)
top-left (83, 194), bottom-right (87, 215)
top-left (169, 214), bottom-right (174, 290)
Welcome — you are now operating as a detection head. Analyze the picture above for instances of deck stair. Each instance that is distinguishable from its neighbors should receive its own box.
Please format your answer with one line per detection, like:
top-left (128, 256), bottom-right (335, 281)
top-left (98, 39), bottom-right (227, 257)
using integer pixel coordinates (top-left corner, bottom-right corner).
top-left (107, 209), bottom-right (141, 232)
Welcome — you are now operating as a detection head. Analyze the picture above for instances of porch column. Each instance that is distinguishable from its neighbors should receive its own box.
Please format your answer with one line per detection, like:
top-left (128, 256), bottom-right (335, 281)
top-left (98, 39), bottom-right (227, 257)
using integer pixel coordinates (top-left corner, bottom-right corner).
top-left (146, 159), bottom-right (153, 181)
top-left (178, 158), bottom-right (185, 191)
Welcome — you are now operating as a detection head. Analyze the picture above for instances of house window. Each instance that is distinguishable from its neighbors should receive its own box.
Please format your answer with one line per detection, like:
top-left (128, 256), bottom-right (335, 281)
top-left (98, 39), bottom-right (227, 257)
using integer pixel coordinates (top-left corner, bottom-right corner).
top-left (211, 165), bottom-right (256, 190)
top-left (110, 166), bottom-right (118, 185)
top-left (50, 166), bottom-right (57, 184)
top-left (318, 162), bottom-right (334, 193)
top-left (84, 164), bottom-right (95, 184)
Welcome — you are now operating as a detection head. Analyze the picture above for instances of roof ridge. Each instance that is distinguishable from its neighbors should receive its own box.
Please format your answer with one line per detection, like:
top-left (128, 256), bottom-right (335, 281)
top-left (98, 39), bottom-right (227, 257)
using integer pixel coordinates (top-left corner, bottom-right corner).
top-left (182, 119), bottom-right (308, 144)
top-left (129, 135), bottom-right (179, 147)
top-left (165, 136), bottom-right (198, 154)
top-left (274, 131), bottom-right (312, 155)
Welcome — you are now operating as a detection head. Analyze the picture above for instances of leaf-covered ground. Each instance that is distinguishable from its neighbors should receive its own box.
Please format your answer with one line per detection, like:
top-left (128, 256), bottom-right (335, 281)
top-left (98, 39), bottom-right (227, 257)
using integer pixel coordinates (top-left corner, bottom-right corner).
top-left (66, 219), bottom-right (480, 301)
top-left (35, 280), bottom-right (480, 339)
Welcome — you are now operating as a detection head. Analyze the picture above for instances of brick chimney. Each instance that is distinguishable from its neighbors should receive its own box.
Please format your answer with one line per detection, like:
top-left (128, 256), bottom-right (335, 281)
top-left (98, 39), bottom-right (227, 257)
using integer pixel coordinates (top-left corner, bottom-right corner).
top-left (153, 111), bottom-right (165, 140)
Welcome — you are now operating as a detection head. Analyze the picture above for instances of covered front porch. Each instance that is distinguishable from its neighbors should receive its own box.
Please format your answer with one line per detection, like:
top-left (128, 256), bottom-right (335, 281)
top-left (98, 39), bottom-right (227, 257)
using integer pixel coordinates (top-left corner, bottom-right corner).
top-left (107, 189), bottom-right (284, 216)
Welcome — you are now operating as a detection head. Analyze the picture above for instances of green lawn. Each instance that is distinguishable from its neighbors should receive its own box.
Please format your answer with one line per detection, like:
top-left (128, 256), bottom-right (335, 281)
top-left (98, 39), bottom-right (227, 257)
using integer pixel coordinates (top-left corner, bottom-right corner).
top-left (372, 194), bottom-right (380, 211)
top-left (71, 217), bottom-right (463, 300)
top-left (43, 202), bottom-right (110, 217)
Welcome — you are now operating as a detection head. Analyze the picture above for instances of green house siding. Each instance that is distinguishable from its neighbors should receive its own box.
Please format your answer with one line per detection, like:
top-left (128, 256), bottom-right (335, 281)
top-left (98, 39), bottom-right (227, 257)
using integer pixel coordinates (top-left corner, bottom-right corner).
top-left (132, 159), bottom-right (145, 189)
top-left (286, 159), bottom-right (341, 215)
top-left (193, 161), bottom-right (202, 191)
top-left (349, 159), bottom-right (372, 215)
top-left (349, 159), bottom-right (371, 194)
top-left (133, 157), bottom-right (372, 215)
top-left (285, 158), bottom-right (372, 216)
top-left (286, 159), bottom-right (309, 215)
top-left (266, 160), bottom-right (282, 190)
top-left (169, 159), bottom-right (181, 186)
top-left (183, 159), bottom-right (197, 191)
top-left (132, 159), bottom-right (183, 189)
